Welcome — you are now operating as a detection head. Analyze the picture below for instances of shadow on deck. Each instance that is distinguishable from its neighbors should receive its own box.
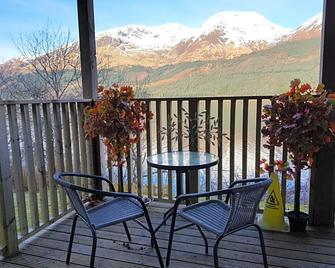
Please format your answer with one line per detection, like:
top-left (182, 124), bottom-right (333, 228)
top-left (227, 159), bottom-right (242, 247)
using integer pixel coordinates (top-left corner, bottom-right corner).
top-left (1, 203), bottom-right (335, 268)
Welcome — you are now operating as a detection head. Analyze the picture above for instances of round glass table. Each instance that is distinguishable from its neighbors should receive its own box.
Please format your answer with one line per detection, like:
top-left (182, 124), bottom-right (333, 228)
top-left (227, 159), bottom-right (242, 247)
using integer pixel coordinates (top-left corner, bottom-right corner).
top-left (147, 151), bottom-right (219, 196)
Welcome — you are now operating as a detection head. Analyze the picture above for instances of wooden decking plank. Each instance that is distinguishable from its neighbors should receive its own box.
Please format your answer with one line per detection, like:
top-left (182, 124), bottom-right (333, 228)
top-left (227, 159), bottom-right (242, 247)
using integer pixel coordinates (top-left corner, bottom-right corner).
top-left (30, 231), bottom-right (263, 268)
top-left (27, 236), bottom-right (210, 268)
top-left (50, 221), bottom-right (335, 260)
top-left (58, 215), bottom-right (335, 265)
top-left (48, 220), bottom-right (334, 268)
top-left (46, 219), bottom-right (335, 267)
top-left (3, 250), bottom-right (82, 268)
top-left (0, 263), bottom-right (29, 268)
top-left (2, 205), bottom-right (335, 268)
top-left (39, 228), bottom-right (293, 268)
top-left (20, 243), bottom-right (151, 268)
top-left (59, 213), bottom-right (335, 250)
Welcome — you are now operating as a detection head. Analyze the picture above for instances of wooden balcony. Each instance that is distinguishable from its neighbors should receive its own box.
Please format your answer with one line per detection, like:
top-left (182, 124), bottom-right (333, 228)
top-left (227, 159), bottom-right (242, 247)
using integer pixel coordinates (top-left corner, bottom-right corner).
top-left (0, 97), bottom-right (334, 267)
top-left (1, 0), bottom-right (335, 266)
top-left (2, 203), bottom-right (335, 268)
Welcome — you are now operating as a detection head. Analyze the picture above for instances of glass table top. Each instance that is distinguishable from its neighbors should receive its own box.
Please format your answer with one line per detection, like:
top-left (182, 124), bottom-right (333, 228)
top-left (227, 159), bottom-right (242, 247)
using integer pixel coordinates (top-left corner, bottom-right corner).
top-left (147, 151), bottom-right (219, 171)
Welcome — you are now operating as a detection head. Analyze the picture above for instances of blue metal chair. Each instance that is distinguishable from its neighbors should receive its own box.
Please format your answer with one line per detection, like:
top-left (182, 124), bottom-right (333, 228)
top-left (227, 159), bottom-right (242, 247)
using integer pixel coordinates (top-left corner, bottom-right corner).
top-left (165, 178), bottom-right (272, 268)
top-left (54, 172), bottom-right (164, 268)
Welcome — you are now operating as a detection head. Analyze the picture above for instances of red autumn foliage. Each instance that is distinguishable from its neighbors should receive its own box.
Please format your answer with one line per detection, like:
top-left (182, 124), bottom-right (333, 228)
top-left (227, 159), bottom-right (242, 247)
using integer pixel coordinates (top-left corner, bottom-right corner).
top-left (84, 85), bottom-right (153, 166)
top-left (262, 79), bottom-right (335, 170)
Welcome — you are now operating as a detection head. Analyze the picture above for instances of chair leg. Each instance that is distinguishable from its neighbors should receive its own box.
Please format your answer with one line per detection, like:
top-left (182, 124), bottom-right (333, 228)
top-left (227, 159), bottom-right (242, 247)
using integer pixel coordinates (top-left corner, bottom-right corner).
top-left (89, 227), bottom-right (97, 268)
top-left (196, 225), bottom-right (208, 254)
top-left (123, 222), bottom-right (132, 242)
top-left (150, 227), bottom-right (164, 268)
top-left (145, 217), bottom-right (164, 268)
top-left (66, 215), bottom-right (78, 264)
top-left (166, 210), bottom-right (177, 267)
top-left (213, 235), bottom-right (224, 268)
top-left (253, 224), bottom-right (269, 268)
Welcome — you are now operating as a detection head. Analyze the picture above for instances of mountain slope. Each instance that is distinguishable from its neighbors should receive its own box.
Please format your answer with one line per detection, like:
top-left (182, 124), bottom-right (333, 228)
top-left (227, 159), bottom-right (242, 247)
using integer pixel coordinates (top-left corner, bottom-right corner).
top-left (104, 38), bottom-right (320, 97)
top-left (96, 11), bottom-right (292, 66)
top-left (152, 38), bottom-right (320, 97)
top-left (281, 13), bottom-right (322, 42)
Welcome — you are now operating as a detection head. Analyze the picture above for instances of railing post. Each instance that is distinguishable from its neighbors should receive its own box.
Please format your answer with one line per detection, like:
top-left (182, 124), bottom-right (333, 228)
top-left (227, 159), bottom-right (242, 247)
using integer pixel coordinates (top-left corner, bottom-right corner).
top-left (77, 0), bottom-right (102, 190)
top-left (309, 0), bottom-right (335, 227)
top-left (91, 101), bottom-right (102, 191)
top-left (91, 137), bottom-right (102, 189)
top-left (77, 0), bottom-right (98, 100)
top-left (84, 103), bottom-right (102, 191)
top-left (0, 105), bottom-right (18, 256)
top-left (188, 100), bottom-right (198, 198)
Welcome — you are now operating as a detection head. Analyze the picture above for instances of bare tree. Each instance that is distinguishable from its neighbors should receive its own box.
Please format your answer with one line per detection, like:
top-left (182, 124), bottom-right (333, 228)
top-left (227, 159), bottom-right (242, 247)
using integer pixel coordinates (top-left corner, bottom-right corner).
top-left (0, 61), bottom-right (14, 100)
top-left (13, 24), bottom-right (81, 99)
top-left (0, 69), bottom-right (8, 100)
top-left (7, 72), bottom-right (50, 100)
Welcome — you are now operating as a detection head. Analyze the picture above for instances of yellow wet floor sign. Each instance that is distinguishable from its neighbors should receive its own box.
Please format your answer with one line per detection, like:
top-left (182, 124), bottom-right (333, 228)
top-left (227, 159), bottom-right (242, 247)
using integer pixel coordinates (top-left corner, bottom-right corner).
top-left (258, 172), bottom-right (289, 232)
top-left (266, 190), bottom-right (280, 208)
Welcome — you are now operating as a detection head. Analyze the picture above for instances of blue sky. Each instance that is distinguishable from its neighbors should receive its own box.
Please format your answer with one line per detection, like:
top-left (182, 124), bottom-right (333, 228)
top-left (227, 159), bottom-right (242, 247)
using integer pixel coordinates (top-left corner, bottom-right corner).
top-left (0, 0), bottom-right (323, 60)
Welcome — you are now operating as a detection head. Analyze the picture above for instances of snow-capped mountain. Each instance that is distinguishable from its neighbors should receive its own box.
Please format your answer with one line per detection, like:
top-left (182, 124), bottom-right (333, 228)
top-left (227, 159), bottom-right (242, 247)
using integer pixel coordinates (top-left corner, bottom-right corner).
top-left (98, 23), bottom-right (196, 51)
top-left (298, 13), bottom-right (322, 32)
top-left (195, 11), bottom-right (290, 44)
top-left (280, 13), bottom-right (322, 42)
top-left (4, 11), bottom-right (322, 69)
top-left (170, 11), bottom-right (292, 62)
top-left (97, 11), bottom-right (291, 53)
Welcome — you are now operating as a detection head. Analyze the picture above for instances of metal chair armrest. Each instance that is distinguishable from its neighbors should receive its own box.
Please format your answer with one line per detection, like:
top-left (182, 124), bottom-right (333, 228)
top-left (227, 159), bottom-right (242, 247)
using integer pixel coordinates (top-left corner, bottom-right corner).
top-left (77, 187), bottom-right (148, 209)
top-left (175, 189), bottom-right (232, 207)
top-left (228, 178), bottom-right (269, 189)
top-left (58, 172), bottom-right (116, 192)
top-left (225, 178), bottom-right (269, 203)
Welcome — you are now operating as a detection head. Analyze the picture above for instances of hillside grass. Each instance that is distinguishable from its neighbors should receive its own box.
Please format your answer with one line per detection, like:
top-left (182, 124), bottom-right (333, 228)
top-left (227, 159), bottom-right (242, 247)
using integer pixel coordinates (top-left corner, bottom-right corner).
top-left (143, 38), bottom-right (321, 97)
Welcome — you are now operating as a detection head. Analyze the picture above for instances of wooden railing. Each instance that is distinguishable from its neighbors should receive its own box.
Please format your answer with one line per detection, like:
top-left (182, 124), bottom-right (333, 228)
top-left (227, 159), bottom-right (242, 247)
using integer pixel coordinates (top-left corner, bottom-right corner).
top-left (0, 99), bottom-right (93, 256)
top-left (0, 95), bottom-right (296, 256)
top-left (122, 96), bottom-right (285, 201)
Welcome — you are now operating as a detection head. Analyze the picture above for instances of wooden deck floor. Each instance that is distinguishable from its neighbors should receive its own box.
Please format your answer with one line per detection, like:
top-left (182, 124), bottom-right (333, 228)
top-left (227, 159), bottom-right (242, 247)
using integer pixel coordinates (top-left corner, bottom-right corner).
top-left (1, 203), bottom-right (335, 268)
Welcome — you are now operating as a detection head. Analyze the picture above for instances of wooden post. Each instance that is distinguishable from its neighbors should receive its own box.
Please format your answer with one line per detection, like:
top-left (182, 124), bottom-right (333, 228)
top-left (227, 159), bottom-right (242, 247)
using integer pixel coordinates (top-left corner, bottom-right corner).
top-left (166, 101), bottom-right (172, 200)
top-left (242, 99), bottom-right (248, 179)
top-left (146, 101), bottom-right (152, 198)
top-left (136, 136), bottom-right (142, 196)
top-left (7, 104), bottom-right (28, 236)
top-left (118, 166), bottom-right (124, 192)
top-left (229, 100), bottom-right (236, 184)
top-left (309, 0), bottom-right (335, 227)
top-left (0, 105), bottom-right (18, 256)
top-left (32, 104), bottom-right (49, 224)
top-left (156, 101), bottom-right (162, 199)
top-left (217, 100), bottom-right (223, 192)
top-left (77, 0), bottom-right (101, 189)
top-left (42, 103), bottom-right (58, 218)
top-left (188, 100), bottom-right (198, 197)
top-left (53, 103), bottom-right (67, 212)
top-left (205, 99), bottom-right (211, 194)
top-left (77, 0), bottom-right (98, 99)
top-left (21, 105), bottom-right (39, 228)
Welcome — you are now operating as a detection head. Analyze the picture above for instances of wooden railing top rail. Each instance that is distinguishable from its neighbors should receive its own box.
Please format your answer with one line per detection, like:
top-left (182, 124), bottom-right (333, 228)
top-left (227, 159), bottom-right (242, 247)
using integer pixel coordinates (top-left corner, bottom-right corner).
top-left (0, 95), bottom-right (274, 105)
top-left (136, 95), bottom-right (273, 101)
top-left (0, 99), bottom-right (93, 105)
